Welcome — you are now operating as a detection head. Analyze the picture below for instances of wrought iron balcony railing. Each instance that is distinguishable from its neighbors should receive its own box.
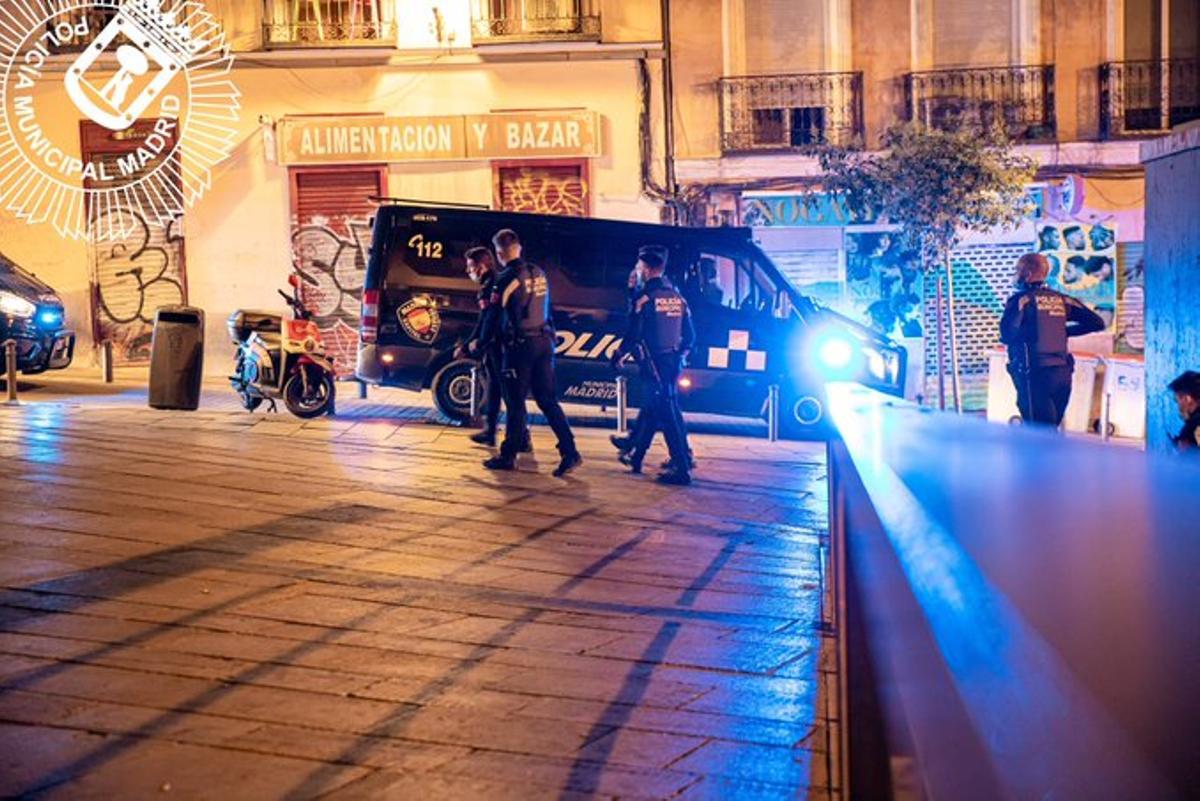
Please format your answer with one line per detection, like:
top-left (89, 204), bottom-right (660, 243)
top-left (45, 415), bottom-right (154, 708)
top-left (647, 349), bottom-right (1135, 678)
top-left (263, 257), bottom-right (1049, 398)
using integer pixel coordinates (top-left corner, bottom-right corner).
top-left (905, 65), bottom-right (1056, 141)
top-left (1100, 59), bottom-right (1200, 138)
top-left (263, 0), bottom-right (397, 47)
top-left (719, 72), bottom-right (864, 153)
top-left (470, 0), bottom-right (600, 44)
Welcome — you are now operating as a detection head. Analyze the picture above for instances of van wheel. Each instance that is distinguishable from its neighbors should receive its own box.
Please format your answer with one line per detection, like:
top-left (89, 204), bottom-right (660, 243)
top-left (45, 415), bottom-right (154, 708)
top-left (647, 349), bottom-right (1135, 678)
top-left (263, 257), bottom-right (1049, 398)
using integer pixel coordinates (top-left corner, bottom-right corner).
top-left (432, 359), bottom-right (486, 424)
top-left (780, 391), bottom-right (828, 440)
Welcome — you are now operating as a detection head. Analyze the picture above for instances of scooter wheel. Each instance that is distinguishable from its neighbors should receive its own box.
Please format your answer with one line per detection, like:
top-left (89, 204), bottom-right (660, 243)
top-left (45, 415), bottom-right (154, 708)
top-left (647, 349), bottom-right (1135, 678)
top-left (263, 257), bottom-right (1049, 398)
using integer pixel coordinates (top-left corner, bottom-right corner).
top-left (283, 369), bottom-right (335, 419)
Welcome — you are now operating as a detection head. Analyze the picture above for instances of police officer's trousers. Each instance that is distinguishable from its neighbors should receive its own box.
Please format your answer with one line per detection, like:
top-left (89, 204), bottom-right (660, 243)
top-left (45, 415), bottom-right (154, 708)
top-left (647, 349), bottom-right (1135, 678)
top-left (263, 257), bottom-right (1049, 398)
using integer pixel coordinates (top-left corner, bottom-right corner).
top-left (481, 346), bottom-right (503, 436)
top-left (1009, 363), bottom-right (1073, 427)
top-left (632, 353), bottom-right (690, 471)
top-left (501, 335), bottom-right (576, 459)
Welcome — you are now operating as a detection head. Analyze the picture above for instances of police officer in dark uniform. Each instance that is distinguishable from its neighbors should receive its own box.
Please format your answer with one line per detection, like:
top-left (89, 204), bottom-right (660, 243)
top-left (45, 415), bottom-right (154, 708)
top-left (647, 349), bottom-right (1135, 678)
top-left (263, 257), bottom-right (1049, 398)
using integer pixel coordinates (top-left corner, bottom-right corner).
top-left (482, 229), bottom-right (582, 477)
top-left (1167, 371), bottom-right (1200, 451)
top-left (999, 252), bottom-right (1105, 426)
top-left (459, 246), bottom-right (503, 446)
top-left (615, 245), bottom-right (695, 485)
top-left (610, 256), bottom-right (694, 472)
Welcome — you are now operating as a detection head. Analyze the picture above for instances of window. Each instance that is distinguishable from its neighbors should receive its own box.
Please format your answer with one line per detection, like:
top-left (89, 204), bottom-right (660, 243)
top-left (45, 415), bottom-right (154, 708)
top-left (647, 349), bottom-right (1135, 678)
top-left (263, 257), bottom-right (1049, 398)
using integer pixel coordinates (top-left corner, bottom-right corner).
top-left (740, 0), bottom-right (828, 74)
top-left (471, 0), bottom-right (600, 43)
top-left (263, 0), bottom-right (397, 47)
top-left (930, 0), bottom-right (1014, 67)
top-left (684, 250), bottom-right (785, 321)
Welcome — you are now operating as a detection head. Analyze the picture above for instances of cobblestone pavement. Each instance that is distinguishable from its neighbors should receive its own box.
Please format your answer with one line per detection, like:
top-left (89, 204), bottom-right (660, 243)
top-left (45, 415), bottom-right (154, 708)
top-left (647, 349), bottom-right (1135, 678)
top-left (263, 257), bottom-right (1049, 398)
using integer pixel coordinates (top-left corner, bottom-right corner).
top-left (0, 395), bottom-right (837, 799)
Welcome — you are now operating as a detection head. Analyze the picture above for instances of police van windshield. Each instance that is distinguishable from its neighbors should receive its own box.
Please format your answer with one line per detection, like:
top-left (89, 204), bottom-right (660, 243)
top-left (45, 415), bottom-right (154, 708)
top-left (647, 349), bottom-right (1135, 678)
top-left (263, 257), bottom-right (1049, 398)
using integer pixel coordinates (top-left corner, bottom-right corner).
top-left (680, 245), bottom-right (804, 323)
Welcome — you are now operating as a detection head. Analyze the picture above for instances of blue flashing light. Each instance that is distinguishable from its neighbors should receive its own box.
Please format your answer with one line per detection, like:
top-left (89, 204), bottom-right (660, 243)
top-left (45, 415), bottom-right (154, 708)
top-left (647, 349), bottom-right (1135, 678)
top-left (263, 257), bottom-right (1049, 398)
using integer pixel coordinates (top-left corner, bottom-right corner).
top-left (37, 308), bottom-right (63, 328)
top-left (817, 336), bottom-right (855, 371)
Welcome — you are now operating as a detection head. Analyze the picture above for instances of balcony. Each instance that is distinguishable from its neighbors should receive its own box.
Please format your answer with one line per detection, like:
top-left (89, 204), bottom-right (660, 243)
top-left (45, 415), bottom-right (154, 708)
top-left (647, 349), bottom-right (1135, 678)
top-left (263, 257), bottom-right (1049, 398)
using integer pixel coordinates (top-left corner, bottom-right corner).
top-left (1101, 59), bottom-right (1200, 138)
top-left (905, 65), bottom-right (1056, 141)
top-left (43, 7), bottom-right (116, 53)
top-left (719, 72), bottom-right (864, 153)
top-left (470, 0), bottom-right (600, 44)
top-left (263, 0), bottom-right (397, 47)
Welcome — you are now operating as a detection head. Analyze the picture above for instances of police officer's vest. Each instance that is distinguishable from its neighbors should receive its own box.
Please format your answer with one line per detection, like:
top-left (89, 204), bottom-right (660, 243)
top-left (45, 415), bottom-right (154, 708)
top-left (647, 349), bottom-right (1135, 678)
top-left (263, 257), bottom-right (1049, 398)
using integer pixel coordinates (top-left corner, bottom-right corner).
top-left (1174, 410), bottom-right (1200, 451)
top-left (500, 260), bottom-right (553, 340)
top-left (636, 277), bottom-right (687, 354)
top-left (1008, 284), bottom-right (1073, 369)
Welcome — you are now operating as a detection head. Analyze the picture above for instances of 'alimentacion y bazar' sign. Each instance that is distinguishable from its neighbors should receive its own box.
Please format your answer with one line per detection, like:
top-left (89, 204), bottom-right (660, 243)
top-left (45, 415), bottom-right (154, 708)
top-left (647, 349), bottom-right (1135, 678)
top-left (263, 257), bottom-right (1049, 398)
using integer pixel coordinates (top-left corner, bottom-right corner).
top-left (277, 110), bottom-right (601, 165)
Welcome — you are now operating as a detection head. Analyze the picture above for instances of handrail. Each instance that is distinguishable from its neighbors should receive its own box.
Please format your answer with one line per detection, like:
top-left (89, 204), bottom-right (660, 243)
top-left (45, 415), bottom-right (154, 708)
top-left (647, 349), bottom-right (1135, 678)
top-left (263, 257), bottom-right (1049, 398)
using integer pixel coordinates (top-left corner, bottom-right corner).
top-left (826, 382), bottom-right (1197, 799)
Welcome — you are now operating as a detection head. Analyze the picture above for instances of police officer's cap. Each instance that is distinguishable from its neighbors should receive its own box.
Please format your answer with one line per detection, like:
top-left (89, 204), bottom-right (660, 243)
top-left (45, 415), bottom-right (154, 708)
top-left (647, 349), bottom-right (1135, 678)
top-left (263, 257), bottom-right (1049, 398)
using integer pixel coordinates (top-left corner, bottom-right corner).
top-left (637, 245), bottom-right (668, 269)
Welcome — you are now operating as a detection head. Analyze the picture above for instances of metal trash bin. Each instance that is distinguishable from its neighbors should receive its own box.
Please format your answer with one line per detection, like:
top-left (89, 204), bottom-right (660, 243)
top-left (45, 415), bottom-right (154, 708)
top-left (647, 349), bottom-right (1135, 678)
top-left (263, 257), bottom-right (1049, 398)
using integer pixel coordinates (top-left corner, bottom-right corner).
top-left (1101, 355), bottom-right (1146, 440)
top-left (986, 347), bottom-right (1021, 424)
top-left (148, 306), bottom-right (204, 410)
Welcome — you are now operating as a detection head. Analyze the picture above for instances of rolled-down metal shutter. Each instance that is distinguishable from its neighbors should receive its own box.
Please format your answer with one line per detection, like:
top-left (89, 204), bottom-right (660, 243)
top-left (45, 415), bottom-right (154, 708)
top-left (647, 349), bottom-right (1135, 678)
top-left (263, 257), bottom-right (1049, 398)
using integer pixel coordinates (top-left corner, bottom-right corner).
top-left (289, 166), bottom-right (387, 377)
top-left (495, 162), bottom-right (588, 217)
top-left (294, 168), bottom-right (384, 222)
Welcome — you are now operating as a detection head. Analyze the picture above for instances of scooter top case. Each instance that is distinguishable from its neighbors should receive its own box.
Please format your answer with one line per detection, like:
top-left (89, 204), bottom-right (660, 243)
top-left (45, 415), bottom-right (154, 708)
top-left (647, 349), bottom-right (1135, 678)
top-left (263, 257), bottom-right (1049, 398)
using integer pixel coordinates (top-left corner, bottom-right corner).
top-left (227, 310), bottom-right (281, 344)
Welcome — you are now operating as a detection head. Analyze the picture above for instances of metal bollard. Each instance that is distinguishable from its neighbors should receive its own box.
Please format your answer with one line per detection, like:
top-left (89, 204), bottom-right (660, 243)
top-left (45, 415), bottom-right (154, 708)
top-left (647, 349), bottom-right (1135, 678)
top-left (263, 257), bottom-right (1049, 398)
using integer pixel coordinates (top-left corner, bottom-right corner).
top-left (615, 375), bottom-right (628, 434)
top-left (1100, 392), bottom-right (1113, 442)
top-left (3, 339), bottom-right (18, 405)
top-left (767, 384), bottom-right (780, 442)
top-left (100, 340), bottom-right (114, 383)
top-left (358, 380), bottom-right (367, 399)
top-left (469, 365), bottom-right (479, 420)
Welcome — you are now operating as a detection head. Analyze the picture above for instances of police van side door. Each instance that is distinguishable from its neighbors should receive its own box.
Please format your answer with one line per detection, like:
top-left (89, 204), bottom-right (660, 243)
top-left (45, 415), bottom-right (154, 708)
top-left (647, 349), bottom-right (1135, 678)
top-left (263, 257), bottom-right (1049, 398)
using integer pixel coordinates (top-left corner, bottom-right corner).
top-left (677, 248), bottom-right (783, 418)
top-left (535, 234), bottom-right (629, 406)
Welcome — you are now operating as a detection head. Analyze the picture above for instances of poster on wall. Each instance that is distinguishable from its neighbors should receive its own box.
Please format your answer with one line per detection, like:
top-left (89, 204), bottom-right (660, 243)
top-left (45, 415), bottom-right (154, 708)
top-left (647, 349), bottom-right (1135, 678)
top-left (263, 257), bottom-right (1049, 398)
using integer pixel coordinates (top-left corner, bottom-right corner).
top-left (1035, 222), bottom-right (1118, 332)
top-left (769, 249), bottom-right (844, 310)
top-left (1115, 243), bottom-right (1145, 354)
top-left (843, 230), bottom-right (924, 340)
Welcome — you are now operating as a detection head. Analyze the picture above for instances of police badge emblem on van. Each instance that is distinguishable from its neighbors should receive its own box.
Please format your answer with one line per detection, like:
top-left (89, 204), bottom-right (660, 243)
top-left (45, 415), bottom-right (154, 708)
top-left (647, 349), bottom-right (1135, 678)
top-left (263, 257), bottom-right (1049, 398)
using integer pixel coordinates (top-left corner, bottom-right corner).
top-left (397, 297), bottom-right (441, 344)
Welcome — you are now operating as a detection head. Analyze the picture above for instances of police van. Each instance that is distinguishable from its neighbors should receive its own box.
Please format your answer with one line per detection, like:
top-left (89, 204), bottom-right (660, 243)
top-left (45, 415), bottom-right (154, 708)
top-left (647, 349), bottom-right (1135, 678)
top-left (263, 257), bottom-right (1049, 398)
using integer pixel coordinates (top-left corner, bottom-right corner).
top-left (356, 202), bottom-right (905, 437)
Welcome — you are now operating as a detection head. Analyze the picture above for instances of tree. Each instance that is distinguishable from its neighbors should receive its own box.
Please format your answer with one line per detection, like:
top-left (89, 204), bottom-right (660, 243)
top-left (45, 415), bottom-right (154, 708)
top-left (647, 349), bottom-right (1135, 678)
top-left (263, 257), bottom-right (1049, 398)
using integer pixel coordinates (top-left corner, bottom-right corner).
top-left (817, 123), bottom-right (1037, 410)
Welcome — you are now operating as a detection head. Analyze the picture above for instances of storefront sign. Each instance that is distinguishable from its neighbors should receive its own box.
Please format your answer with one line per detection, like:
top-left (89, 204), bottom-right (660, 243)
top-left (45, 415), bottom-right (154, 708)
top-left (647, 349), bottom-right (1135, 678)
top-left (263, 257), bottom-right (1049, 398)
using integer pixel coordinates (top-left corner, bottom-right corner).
top-left (742, 193), bottom-right (862, 227)
top-left (277, 111), bottom-right (601, 165)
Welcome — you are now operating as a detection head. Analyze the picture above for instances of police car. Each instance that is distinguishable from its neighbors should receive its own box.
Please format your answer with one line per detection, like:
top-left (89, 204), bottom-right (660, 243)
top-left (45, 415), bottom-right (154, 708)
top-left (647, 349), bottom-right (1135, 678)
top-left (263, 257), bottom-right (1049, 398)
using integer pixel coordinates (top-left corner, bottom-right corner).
top-left (0, 251), bottom-right (74, 375)
top-left (355, 202), bottom-right (905, 438)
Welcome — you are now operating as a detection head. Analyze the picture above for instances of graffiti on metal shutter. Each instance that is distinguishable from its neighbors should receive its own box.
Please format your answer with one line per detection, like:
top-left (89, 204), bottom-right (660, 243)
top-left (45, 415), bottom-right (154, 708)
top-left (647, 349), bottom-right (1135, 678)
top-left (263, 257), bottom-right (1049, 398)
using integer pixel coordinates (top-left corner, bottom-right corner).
top-left (90, 208), bottom-right (186, 363)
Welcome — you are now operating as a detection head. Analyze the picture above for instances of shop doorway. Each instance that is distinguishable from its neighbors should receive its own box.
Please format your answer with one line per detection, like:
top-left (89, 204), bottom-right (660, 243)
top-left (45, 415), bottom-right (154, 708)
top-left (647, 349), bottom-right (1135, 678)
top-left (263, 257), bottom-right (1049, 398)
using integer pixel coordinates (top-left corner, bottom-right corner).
top-left (289, 165), bottom-right (387, 377)
top-left (81, 120), bottom-right (187, 364)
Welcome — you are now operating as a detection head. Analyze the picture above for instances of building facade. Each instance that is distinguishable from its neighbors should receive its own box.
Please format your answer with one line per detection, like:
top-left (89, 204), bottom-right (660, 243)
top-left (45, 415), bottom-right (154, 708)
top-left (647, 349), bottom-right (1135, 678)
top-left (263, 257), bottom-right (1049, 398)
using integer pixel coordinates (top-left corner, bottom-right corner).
top-left (1, 0), bottom-right (665, 374)
top-left (669, 0), bottom-right (1198, 409)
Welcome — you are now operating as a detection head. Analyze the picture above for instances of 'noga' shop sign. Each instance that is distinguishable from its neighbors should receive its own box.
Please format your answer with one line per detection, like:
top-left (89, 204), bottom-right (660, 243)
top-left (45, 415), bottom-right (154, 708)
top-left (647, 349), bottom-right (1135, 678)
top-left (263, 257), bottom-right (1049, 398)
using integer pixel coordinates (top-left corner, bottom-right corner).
top-left (277, 111), bottom-right (601, 165)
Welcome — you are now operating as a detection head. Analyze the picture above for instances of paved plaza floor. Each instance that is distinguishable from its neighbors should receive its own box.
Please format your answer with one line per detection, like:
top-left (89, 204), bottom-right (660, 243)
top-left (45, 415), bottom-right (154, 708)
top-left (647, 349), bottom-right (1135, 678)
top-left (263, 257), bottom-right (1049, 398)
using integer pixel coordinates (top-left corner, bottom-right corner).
top-left (0, 379), bottom-right (837, 799)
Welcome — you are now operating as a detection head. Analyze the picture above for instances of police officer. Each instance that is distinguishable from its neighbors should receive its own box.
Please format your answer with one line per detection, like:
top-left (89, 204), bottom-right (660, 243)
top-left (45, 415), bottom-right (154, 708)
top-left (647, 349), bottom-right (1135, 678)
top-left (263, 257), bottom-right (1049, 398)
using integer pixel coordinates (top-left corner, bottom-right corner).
top-left (610, 257), bottom-right (694, 473)
top-left (615, 245), bottom-right (694, 485)
top-left (1167, 371), bottom-right (1200, 451)
top-left (999, 252), bottom-right (1105, 426)
top-left (482, 229), bottom-right (582, 477)
top-left (459, 246), bottom-right (503, 446)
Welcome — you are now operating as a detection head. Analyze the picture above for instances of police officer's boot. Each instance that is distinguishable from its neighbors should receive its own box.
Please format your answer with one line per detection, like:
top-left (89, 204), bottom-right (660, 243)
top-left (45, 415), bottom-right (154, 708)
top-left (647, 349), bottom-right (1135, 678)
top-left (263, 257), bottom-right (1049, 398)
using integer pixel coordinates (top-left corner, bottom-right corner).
top-left (660, 449), bottom-right (696, 471)
top-left (482, 453), bottom-right (515, 470)
top-left (471, 429), bottom-right (496, 447)
top-left (553, 450), bottom-right (583, 478)
top-left (656, 468), bottom-right (691, 486)
top-left (610, 434), bottom-right (634, 454)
